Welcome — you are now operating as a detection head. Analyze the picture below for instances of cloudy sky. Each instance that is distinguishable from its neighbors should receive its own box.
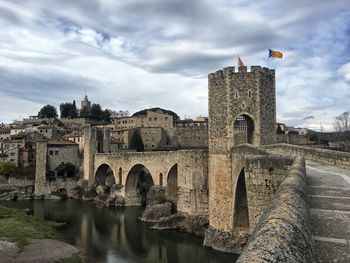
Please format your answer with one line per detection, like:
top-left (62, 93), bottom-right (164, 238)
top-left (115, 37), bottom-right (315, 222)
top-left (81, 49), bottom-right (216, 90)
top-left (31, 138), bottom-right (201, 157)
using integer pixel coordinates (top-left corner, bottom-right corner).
top-left (0, 0), bottom-right (349, 130)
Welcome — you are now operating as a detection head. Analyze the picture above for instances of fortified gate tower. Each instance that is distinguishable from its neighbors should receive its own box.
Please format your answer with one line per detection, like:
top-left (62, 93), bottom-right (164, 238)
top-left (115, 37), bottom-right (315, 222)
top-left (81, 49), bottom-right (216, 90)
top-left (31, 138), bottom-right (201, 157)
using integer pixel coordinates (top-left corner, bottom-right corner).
top-left (208, 66), bottom-right (276, 231)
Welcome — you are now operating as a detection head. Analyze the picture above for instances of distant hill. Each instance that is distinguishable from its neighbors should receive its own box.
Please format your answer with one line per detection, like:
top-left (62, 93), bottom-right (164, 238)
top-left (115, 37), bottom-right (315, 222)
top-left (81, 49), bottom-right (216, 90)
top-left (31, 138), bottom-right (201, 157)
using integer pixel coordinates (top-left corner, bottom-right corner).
top-left (132, 107), bottom-right (180, 120)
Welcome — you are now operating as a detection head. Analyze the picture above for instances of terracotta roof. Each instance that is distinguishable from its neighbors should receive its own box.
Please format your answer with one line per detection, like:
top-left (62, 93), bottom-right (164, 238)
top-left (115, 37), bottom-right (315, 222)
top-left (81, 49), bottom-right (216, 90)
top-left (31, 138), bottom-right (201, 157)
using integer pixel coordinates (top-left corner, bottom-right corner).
top-left (47, 138), bottom-right (78, 146)
top-left (37, 125), bottom-right (54, 129)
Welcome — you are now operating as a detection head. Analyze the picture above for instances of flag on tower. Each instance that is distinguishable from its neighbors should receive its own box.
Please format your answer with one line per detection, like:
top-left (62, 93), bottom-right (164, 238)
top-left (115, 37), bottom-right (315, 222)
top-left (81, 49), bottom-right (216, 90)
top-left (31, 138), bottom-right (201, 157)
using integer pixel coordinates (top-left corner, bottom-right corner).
top-left (238, 56), bottom-right (245, 67)
top-left (269, 49), bottom-right (283, 59)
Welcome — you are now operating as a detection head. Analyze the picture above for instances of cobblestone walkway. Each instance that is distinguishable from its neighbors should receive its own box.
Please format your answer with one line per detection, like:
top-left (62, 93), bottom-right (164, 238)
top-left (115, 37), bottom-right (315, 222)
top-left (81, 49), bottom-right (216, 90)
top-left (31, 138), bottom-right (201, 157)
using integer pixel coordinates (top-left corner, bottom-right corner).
top-left (306, 160), bottom-right (350, 263)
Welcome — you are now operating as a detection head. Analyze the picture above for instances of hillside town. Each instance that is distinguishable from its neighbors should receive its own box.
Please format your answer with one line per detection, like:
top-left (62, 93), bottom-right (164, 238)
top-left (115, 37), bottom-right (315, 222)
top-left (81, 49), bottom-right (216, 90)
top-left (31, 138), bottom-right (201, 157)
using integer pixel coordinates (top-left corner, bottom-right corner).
top-left (0, 94), bottom-right (348, 183)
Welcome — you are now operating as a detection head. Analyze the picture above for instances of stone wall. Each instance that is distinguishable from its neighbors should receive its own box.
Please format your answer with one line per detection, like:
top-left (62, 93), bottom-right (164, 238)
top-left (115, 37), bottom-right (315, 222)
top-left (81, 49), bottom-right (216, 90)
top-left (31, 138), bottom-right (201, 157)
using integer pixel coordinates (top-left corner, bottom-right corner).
top-left (35, 178), bottom-right (79, 196)
top-left (208, 144), bottom-right (294, 232)
top-left (204, 144), bottom-right (296, 253)
top-left (8, 177), bottom-right (35, 187)
top-left (277, 134), bottom-right (310, 145)
top-left (168, 126), bottom-right (208, 149)
top-left (47, 145), bottom-right (80, 172)
top-left (236, 157), bottom-right (314, 263)
top-left (264, 143), bottom-right (350, 168)
top-left (244, 155), bottom-right (294, 228)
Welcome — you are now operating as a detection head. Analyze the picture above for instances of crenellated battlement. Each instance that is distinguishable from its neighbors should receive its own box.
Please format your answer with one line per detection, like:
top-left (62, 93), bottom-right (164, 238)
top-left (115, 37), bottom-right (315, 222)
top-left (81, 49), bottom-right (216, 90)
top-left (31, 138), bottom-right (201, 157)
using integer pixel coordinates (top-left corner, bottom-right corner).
top-left (209, 65), bottom-right (274, 80)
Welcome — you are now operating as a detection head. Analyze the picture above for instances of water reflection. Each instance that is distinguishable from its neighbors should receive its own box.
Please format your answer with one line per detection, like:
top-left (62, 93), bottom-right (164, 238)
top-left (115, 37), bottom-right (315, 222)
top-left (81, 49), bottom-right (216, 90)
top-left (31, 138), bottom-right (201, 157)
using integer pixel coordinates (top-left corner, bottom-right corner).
top-left (0, 200), bottom-right (237, 263)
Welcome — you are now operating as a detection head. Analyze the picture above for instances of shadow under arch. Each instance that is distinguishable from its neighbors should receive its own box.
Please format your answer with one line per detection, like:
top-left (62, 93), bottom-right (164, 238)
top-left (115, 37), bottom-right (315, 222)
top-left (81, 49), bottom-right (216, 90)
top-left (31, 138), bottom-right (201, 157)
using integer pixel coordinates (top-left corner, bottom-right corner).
top-left (233, 113), bottom-right (255, 145)
top-left (125, 164), bottom-right (154, 206)
top-left (94, 163), bottom-right (115, 186)
top-left (166, 164), bottom-right (178, 206)
top-left (233, 168), bottom-right (250, 229)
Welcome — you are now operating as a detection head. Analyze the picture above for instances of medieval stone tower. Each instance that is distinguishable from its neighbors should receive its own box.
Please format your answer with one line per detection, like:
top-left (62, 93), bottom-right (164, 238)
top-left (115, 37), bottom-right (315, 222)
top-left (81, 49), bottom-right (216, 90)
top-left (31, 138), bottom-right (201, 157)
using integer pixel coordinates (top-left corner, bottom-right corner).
top-left (208, 65), bottom-right (276, 152)
top-left (208, 66), bottom-right (276, 232)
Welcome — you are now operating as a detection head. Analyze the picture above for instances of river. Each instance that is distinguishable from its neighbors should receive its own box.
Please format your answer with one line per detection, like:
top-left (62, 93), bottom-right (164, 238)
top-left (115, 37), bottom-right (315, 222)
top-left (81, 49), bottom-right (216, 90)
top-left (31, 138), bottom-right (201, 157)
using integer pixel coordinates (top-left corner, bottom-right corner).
top-left (0, 200), bottom-right (237, 263)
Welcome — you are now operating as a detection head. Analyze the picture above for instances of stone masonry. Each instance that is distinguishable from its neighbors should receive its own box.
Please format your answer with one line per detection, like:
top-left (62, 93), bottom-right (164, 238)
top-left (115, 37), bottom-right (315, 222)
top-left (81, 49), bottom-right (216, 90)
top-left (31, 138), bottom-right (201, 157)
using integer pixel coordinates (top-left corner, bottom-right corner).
top-left (208, 66), bottom-right (276, 232)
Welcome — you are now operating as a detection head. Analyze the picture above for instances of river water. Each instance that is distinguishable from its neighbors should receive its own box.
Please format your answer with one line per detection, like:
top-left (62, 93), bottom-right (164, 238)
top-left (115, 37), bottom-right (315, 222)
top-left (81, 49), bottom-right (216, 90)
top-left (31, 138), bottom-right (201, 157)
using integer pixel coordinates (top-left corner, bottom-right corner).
top-left (0, 200), bottom-right (237, 263)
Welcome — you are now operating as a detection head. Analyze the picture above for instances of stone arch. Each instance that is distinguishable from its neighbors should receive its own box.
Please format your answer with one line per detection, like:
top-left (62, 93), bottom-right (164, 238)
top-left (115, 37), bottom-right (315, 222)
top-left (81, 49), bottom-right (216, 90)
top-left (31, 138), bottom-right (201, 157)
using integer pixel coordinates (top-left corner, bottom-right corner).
top-left (159, 173), bottom-right (163, 186)
top-left (125, 164), bottom-right (154, 206)
top-left (51, 187), bottom-right (68, 199)
top-left (233, 168), bottom-right (249, 229)
top-left (94, 163), bottom-right (115, 186)
top-left (166, 164), bottom-right (178, 204)
top-left (233, 113), bottom-right (255, 145)
top-left (118, 167), bottom-right (123, 185)
top-left (46, 170), bottom-right (56, 182)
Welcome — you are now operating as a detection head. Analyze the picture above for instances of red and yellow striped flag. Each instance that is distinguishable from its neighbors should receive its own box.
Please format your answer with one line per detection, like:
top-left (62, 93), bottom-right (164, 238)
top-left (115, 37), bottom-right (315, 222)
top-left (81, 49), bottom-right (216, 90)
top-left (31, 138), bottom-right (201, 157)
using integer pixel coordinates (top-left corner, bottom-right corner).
top-left (269, 49), bottom-right (283, 59)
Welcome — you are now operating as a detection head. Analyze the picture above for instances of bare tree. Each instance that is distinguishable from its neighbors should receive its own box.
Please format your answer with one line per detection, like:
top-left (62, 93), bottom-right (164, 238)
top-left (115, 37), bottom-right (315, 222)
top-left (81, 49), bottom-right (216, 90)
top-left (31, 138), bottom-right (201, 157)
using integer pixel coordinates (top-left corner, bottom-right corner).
top-left (333, 111), bottom-right (350, 132)
top-left (333, 112), bottom-right (350, 150)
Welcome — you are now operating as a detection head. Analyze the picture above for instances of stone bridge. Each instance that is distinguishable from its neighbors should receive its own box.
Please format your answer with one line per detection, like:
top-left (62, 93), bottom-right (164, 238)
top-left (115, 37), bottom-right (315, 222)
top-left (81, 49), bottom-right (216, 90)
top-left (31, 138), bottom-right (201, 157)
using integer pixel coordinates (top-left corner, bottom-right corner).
top-left (90, 150), bottom-right (209, 214)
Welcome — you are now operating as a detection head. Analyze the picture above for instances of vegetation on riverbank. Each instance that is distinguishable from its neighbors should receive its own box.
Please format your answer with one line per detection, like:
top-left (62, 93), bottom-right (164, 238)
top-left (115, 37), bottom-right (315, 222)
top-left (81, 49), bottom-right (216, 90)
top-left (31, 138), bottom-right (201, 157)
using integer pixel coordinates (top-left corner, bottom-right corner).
top-left (0, 206), bottom-right (57, 248)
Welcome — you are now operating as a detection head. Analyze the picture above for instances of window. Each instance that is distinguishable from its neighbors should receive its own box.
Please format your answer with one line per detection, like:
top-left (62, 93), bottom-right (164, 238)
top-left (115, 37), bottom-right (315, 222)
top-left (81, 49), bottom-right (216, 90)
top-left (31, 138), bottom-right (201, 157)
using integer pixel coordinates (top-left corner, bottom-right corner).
top-left (45, 129), bottom-right (48, 132)
top-left (149, 117), bottom-right (152, 121)
top-left (154, 117), bottom-right (157, 121)
top-left (55, 151), bottom-right (59, 155)
top-left (49, 150), bottom-right (53, 155)
top-left (10, 152), bottom-right (15, 156)
top-left (248, 90), bottom-right (252, 98)
top-left (165, 117), bottom-right (168, 120)
top-left (152, 144), bottom-right (155, 148)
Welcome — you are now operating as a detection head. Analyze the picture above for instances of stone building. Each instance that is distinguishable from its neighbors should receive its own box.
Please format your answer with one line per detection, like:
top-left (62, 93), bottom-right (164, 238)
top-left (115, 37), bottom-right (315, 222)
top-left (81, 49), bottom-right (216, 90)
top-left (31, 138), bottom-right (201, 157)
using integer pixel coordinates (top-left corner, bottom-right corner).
top-left (35, 138), bottom-right (80, 180)
top-left (110, 109), bottom-right (208, 151)
top-left (63, 129), bottom-right (84, 153)
top-left (34, 138), bottom-right (81, 196)
top-left (112, 108), bottom-right (175, 132)
top-left (0, 127), bottom-right (10, 140)
top-left (37, 125), bottom-right (59, 139)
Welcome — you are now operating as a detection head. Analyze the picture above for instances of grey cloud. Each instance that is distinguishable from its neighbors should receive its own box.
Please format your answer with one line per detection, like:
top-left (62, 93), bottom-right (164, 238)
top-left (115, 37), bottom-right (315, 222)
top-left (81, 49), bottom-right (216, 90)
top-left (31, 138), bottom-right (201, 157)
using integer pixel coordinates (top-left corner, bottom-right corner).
top-left (0, 0), bottom-right (350, 128)
top-left (0, 67), bottom-right (97, 106)
top-left (302, 116), bottom-right (314, 121)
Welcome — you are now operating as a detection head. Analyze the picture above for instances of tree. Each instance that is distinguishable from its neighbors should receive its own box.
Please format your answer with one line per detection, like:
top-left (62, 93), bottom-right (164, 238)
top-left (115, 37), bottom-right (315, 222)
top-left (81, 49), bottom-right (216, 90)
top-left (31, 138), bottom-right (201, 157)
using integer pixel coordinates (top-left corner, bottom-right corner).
top-left (130, 130), bottom-right (144, 152)
top-left (101, 109), bottom-right (111, 123)
top-left (60, 102), bottom-right (78, 118)
top-left (38, 105), bottom-right (58, 118)
top-left (55, 163), bottom-right (79, 179)
top-left (80, 107), bottom-right (90, 118)
top-left (0, 161), bottom-right (17, 177)
top-left (109, 110), bottom-right (130, 118)
top-left (90, 103), bottom-right (103, 121)
top-left (333, 112), bottom-right (350, 132)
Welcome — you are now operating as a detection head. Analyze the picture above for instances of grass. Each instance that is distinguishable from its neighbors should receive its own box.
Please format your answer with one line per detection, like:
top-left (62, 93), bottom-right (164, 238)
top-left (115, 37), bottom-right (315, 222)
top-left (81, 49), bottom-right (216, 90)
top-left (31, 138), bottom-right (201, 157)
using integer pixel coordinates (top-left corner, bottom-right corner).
top-left (0, 206), bottom-right (57, 249)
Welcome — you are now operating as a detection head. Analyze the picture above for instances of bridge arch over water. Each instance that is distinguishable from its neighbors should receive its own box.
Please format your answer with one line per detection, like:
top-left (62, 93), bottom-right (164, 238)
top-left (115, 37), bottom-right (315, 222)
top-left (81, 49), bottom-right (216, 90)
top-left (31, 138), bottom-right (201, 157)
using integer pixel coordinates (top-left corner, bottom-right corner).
top-left (92, 150), bottom-right (209, 213)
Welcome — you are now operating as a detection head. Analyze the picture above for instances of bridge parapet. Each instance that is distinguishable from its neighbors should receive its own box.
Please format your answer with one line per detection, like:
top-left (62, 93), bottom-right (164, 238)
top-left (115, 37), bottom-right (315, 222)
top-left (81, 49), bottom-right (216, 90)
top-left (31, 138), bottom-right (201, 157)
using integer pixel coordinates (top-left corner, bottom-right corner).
top-left (264, 143), bottom-right (350, 169)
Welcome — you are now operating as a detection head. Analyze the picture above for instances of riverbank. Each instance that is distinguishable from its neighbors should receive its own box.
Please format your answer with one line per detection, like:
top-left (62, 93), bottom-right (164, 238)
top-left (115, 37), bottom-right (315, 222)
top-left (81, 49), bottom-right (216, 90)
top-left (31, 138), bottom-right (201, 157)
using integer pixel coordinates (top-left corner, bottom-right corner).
top-left (0, 206), bottom-right (80, 263)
